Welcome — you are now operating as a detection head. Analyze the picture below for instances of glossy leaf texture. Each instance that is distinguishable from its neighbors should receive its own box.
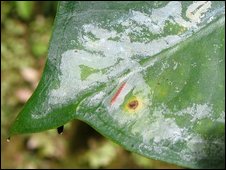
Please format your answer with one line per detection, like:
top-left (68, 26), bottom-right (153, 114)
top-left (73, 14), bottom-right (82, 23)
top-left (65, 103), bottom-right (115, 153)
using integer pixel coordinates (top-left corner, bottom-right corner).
top-left (9, 1), bottom-right (225, 168)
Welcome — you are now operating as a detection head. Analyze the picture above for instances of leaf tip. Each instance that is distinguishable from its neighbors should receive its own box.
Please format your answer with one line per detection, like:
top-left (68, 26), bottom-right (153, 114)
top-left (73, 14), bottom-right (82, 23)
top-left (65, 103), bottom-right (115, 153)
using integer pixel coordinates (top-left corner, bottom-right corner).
top-left (57, 126), bottom-right (64, 135)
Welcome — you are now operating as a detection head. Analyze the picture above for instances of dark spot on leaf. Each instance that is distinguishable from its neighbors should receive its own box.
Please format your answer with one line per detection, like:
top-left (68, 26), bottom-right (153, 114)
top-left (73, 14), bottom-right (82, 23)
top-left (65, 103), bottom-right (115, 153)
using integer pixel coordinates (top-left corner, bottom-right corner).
top-left (128, 100), bottom-right (139, 110)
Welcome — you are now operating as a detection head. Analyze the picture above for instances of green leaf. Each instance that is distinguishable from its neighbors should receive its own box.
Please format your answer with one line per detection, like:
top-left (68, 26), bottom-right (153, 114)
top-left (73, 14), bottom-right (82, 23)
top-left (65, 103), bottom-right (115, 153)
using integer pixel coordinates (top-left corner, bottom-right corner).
top-left (9, 1), bottom-right (225, 168)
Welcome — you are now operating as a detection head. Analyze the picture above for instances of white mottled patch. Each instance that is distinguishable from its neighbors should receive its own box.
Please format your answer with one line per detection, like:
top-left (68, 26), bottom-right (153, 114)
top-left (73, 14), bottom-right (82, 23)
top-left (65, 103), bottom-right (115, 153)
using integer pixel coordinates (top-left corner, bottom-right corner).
top-left (83, 24), bottom-right (117, 39)
top-left (186, 134), bottom-right (206, 153)
top-left (191, 103), bottom-right (213, 121)
top-left (186, 1), bottom-right (212, 24)
top-left (172, 103), bottom-right (213, 122)
top-left (217, 111), bottom-right (225, 123)
top-left (89, 91), bottom-right (106, 106)
top-left (131, 104), bottom-right (183, 144)
top-left (48, 1), bottom-right (217, 106)
top-left (147, 118), bottom-right (183, 143)
top-left (131, 101), bottom-right (224, 153)
top-left (122, 1), bottom-right (190, 35)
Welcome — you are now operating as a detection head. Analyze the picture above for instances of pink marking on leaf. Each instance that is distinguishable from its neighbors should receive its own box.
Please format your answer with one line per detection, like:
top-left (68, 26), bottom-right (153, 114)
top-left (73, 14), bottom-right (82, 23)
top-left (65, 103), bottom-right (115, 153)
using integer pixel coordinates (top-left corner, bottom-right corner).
top-left (110, 82), bottom-right (126, 105)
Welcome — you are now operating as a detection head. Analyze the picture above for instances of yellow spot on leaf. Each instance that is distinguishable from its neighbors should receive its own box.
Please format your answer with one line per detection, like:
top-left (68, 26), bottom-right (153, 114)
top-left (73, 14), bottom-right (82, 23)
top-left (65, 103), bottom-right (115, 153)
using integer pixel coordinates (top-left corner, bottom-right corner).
top-left (124, 96), bottom-right (143, 114)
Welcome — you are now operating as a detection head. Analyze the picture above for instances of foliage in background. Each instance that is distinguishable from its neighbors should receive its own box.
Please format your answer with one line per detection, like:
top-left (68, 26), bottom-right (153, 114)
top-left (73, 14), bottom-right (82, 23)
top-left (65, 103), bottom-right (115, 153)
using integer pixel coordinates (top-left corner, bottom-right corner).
top-left (1, 2), bottom-right (181, 169)
top-left (7, 1), bottom-right (225, 169)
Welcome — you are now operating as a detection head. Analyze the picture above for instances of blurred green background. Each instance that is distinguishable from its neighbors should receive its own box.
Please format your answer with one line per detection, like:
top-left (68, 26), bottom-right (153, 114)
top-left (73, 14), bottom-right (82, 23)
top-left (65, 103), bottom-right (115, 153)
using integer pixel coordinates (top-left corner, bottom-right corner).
top-left (1, 2), bottom-right (182, 169)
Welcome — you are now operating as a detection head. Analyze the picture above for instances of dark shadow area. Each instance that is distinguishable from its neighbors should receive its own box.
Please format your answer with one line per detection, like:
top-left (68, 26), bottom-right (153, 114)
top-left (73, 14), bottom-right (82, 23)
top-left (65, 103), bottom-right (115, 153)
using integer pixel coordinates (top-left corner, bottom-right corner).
top-left (68, 120), bottom-right (103, 154)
